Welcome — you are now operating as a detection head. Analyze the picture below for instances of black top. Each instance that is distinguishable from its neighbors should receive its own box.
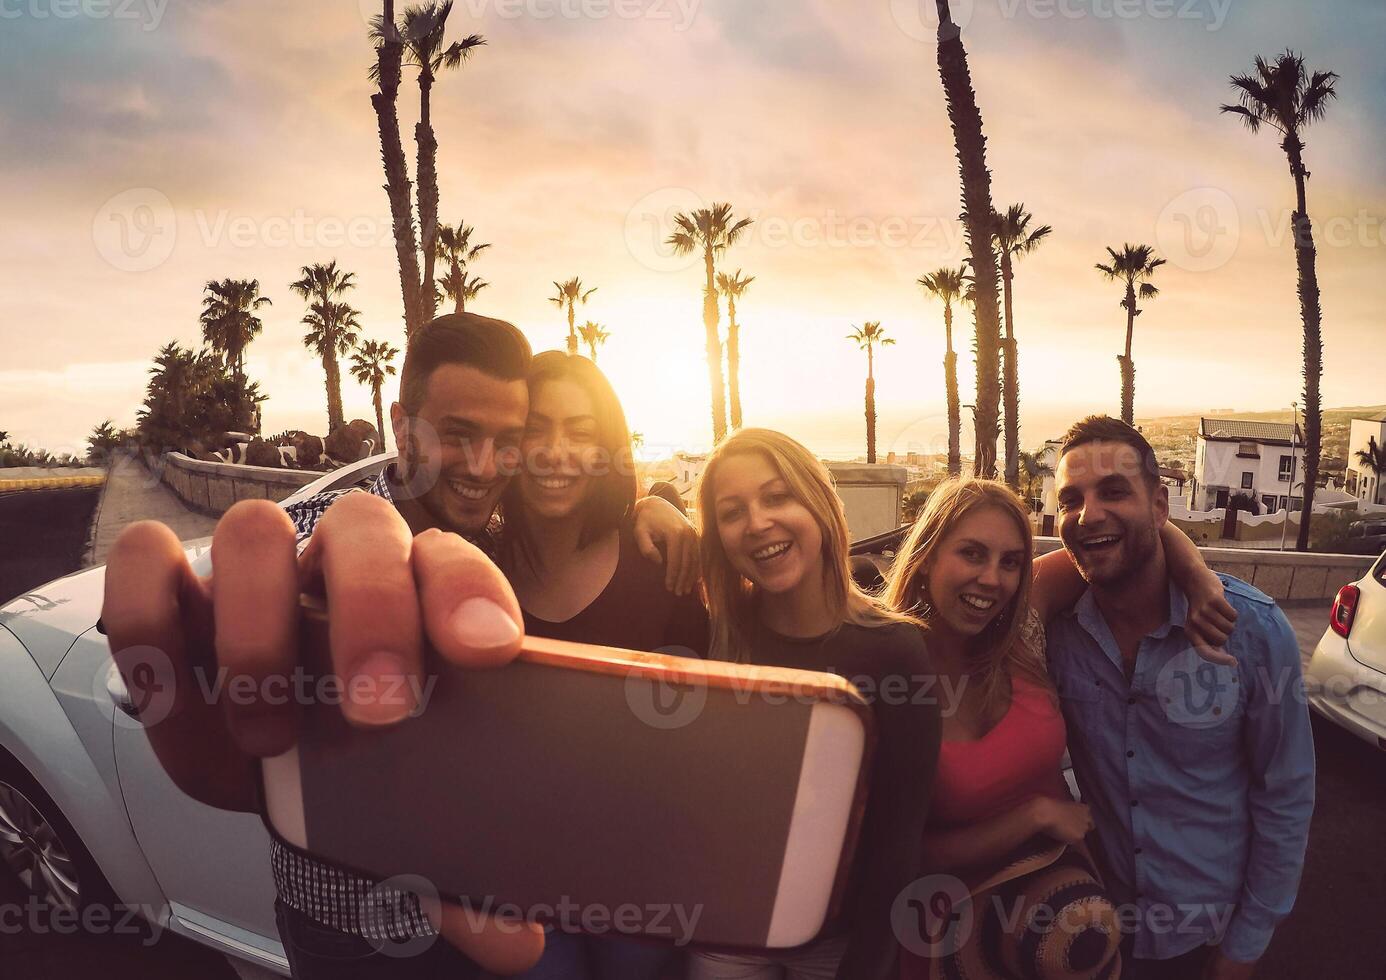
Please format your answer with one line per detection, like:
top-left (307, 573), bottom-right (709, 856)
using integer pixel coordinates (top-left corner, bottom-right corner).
top-left (521, 521), bottom-right (709, 658)
top-left (748, 618), bottom-right (940, 980)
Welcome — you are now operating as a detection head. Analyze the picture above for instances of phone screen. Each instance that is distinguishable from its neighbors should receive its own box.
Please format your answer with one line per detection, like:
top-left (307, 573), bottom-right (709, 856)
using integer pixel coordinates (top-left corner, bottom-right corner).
top-left (288, 658), bottom-right (828, 947)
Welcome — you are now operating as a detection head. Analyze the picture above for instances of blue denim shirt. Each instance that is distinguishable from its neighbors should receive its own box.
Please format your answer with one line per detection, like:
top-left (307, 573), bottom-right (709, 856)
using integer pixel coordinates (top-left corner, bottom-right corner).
top-left (1046, 574), bottom-right (1315, 962)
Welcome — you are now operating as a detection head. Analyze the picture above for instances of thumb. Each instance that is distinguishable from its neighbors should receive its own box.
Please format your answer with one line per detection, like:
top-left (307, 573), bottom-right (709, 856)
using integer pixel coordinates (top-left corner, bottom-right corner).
top-left (421, 897), bottom-right (546, 975)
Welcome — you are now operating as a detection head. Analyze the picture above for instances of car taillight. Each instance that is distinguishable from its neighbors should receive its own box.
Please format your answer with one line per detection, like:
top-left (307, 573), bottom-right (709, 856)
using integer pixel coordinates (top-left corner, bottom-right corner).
top-left (1330, 585), bottom-right (1360, 638)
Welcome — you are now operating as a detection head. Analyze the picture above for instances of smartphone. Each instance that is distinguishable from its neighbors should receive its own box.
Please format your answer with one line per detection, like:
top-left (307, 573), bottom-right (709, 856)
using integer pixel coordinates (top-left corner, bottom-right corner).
top-left (259, 598), bottom-right (875, 950)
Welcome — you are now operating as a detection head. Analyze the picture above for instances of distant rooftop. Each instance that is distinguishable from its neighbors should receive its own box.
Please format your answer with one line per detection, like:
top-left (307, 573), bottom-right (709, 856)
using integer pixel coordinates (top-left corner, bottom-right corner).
top-left (1200, 418), bottom-right (1297, 444)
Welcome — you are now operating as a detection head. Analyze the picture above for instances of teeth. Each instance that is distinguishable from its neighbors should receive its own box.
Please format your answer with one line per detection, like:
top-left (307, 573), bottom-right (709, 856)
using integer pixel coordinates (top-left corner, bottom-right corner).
top-left (448, 480), bottom-right (488, 501)
top-left (752, 542), bottom-right (791, 561)
top-left (536, 477), bottom-right (574, 490)
top-left (1084, 535), bottom-right (1119, 546)
top-left (961, 594), bottom-right (995, 610)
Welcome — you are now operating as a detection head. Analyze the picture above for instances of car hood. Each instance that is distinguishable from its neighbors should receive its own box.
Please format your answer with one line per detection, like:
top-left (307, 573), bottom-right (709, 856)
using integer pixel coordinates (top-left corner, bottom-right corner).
top-left (0, 538), bottom-right (212, 680)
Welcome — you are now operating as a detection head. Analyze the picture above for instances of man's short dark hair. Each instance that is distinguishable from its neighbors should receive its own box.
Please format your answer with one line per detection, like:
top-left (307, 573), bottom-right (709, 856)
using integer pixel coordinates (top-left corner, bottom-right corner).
top-left (1059, 415), bottom-right (1160, 491)
top-left (400, 313), bottom-right (532, 412)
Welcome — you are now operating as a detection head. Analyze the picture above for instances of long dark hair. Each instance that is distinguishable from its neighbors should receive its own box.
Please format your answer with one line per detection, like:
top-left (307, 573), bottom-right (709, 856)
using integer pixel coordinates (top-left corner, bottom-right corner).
top-left (501, 351), bottom-right (638, 571)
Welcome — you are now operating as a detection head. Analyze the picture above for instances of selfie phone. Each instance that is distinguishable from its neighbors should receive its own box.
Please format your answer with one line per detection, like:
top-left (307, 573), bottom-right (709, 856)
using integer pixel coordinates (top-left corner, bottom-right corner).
top-left (259, 597), bottom-right (875, 950)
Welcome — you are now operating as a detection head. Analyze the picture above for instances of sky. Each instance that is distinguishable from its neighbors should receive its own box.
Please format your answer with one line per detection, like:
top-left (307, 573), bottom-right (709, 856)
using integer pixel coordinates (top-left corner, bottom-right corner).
top-left (1, 0), bottom-right (1382, 461)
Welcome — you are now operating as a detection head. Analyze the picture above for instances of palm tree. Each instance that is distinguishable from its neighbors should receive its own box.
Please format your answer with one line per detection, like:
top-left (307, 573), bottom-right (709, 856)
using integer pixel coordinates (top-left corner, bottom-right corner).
top-left (578, 321), bottom-right (610, 362)
top-left (1355, 436), bottom-right (1386, 503)
top-left (918, 265), bottom-right (969, 477)
top-left (1095, 244), bottom-right (1165, 425)
top-left (667, 203), bottom-right (754, 444)
top-left (1017, 446), bottom-right (1055, 505)
top-left (991, 205), bottom-right (1052, 488)
top-left (848, 322), bottom-right (896, 465)
top-left (199, 278), bottom-right (271, 390)
top-left (302, 301), bottom-right (363, 435)
top-left (292, 263), bottom-right (360, 433)
top-left (933, 0), bottom-right (1003, 478)
top-left (550, 278), bottom-right (597, 355)
top-left (349, 339), bottom-right (400, 452)
top-left (435, 219), bottom-right (491, 313)
top-left (1222, 51), bottom-right (1339, 552)
top-left (437, 266), bottom-right (488, 313)
top-left (716, 269), bottom-right (755, 430)
top-left (370, 2), bottom-right (483, 327)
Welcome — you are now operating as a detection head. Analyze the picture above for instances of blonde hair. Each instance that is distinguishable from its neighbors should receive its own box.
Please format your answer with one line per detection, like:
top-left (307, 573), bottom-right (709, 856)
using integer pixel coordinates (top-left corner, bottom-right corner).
top-left (880, 478), bottom-right (1050, 714)
top-left (695, 428), bottom-right (915, 663)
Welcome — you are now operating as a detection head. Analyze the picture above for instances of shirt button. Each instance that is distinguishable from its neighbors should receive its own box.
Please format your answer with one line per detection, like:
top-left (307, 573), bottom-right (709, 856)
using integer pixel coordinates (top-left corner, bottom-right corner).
top-left (1127, 696), bottom-right (1137, 705)
top-left (1126, 750), bottom-right (1135, 758)
top-left (1135, 846), bottom-right (1144, 855)
top-left (1131, 800), bottom-right (1139, 807)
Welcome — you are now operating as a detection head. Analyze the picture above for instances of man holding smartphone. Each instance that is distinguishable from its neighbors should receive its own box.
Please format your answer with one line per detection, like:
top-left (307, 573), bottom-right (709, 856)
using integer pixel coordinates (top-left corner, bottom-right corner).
top-left (1046, 417), bottom-right (1315, 980)
top-left (101, 312), bottom-right (698, 978)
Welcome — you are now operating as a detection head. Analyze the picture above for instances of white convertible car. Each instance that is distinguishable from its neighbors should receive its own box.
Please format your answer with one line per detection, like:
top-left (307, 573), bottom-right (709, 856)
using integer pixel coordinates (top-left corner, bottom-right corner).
top-left (0, 456), bottom-right (396, 975)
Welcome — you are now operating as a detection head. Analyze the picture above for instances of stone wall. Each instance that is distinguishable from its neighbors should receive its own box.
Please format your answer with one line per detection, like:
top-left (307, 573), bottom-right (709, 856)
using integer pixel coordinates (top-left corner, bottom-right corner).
top-left (159, 452), bottom-right (320, 516)
top-left (1033, 536), bottom-right (1373, 601)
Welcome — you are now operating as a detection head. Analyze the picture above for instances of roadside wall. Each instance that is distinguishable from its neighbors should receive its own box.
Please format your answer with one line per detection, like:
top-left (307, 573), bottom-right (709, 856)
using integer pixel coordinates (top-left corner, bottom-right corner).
top-left (159, 452), bottom-right (319, 516)
top-left (1033, 536), bottom-right (1373, 601)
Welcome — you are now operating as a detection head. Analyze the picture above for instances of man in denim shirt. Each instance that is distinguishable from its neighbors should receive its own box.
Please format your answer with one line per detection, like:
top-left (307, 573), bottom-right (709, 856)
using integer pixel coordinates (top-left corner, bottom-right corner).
top-left (1046, 416), bottom-right (1315, 980)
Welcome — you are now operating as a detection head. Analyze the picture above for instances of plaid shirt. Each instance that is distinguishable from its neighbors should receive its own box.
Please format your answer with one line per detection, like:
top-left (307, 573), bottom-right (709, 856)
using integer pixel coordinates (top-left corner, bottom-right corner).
top-left (271, 466), bottom-right (496, 940)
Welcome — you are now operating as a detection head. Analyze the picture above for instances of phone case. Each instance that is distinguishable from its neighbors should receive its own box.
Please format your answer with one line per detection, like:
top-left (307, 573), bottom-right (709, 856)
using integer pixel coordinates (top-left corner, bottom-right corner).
top-left (259, 596), bottom-right (877, 950)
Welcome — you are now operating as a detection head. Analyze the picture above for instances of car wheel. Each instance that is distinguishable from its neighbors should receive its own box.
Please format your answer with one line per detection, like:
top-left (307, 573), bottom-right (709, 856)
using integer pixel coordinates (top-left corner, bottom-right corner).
top-left (0, 756), bottom-right (112, 913)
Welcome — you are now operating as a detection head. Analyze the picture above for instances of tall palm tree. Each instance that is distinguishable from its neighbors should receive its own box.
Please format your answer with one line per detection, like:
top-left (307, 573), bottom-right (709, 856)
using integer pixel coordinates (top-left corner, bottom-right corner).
top-left (716, 269), bottom-right (755, 431)
top-left (1355, 436), bottom-right (1386, 504)
top-left (368, 0), bottom-right (423, 337)
top-left (199, 278), bottom-right (271, 390)
top-left (1095, 244), bottom-right (1165, 425)
top-left (578, 321), bottom-right (610, 362)
top-left (437, 266), bottom-right (488, 313)
top-left (848, 322), bottom-right (896, 465)
top-left (667, 203), bottom-right (754, 443)
top-left (371, 2), bottom-right (483, 327)
top-left (1222, 51), bottom-right (1339, 552)
top-left (435, 219), bottom-right (491, 313)
top-left (291, 263), bottom-right (360, 433)
top-left (991, 205), bottom-right (1052, 488)
top-left (934, 0), bottom-right (1002, 478)
top-left (349, 339), bottom-right (400, 451)
top-left (550, 278), bottom-right (597, 355)
top-left (918, 265), bottom-right (968, 477)
top-left (302, 301), bottom-right (363, 435)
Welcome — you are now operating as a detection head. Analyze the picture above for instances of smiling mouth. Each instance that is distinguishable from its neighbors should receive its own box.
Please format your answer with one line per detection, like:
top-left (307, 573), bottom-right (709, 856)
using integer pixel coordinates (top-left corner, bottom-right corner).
top-left (960, 593), bottom-right (996, 612)
top-left (447, 478), bottom-right (492, 502)
top-left (534, 476), bottom-right (576, 491)
top-left (1079, 534), bottom-right (1122, 553)
top-left (751, 541), bottom-right (792, 563)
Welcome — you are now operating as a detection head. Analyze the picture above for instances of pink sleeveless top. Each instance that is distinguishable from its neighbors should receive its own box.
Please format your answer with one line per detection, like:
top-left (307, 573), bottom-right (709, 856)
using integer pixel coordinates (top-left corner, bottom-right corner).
top-left (928, 674), bottom-right (1069, 828)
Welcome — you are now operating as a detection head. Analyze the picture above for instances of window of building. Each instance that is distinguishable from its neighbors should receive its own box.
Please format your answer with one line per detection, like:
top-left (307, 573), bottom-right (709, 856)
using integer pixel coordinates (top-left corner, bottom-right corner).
top-left (1241, 472), bottom-right (1254, 489)
top-left (1279, 455), bottom-right (1293, 481)
top-left (1237, 442), bottom-right (1260, 458)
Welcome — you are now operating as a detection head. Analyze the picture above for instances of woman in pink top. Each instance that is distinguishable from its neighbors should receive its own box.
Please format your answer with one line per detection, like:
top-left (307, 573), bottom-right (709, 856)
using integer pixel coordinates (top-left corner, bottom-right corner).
top-left (880, 479), bottom-right (1233, 980)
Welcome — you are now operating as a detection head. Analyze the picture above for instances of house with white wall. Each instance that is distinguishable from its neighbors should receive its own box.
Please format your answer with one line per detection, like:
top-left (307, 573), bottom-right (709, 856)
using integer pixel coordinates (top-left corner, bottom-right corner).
top-left (1345, 414), bottom-right (1386, 505)
top-left (1190, 418), bottom-right (1305, 513)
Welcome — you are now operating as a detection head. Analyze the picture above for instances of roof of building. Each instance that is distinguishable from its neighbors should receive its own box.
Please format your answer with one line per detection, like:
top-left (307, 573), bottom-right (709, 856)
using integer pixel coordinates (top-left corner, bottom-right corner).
top-left (1199, 418), bottom-right (1297, 444)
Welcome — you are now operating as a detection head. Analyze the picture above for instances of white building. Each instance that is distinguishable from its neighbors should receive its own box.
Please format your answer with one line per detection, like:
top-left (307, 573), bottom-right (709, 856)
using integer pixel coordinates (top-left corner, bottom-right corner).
top-left (1345, 414), bottom-right (1386, 505)
top-left (1190, 418), bottom-right (1305, 513)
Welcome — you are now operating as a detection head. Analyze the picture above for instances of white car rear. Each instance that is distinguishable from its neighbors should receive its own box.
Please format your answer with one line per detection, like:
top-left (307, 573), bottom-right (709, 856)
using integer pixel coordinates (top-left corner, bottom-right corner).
top-left (1306, 550), bottom-right (1386, 751)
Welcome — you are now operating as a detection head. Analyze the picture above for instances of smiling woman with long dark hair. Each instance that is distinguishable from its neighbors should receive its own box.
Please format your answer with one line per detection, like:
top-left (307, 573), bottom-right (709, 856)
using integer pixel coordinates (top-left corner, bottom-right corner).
top-left (498, 350), bottom-right (708, 980)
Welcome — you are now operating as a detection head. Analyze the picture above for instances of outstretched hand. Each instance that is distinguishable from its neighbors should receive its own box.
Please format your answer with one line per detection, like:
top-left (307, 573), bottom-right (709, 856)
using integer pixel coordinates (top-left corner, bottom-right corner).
top-left (101, 494), bottom-right (544, 971)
